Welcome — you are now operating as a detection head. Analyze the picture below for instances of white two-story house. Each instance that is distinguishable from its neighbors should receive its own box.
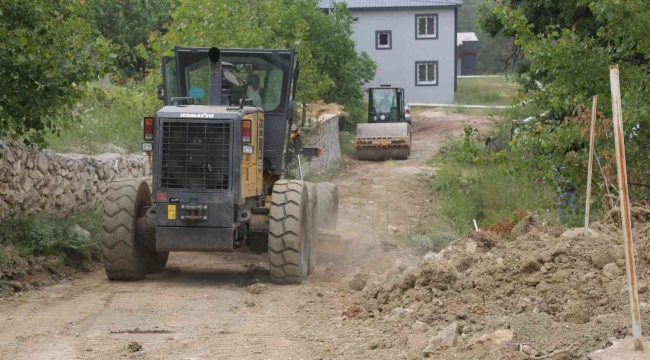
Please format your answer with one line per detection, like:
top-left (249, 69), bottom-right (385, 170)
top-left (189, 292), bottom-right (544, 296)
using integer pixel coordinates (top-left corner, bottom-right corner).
top-left (320, 0), bottom-right (462, 104)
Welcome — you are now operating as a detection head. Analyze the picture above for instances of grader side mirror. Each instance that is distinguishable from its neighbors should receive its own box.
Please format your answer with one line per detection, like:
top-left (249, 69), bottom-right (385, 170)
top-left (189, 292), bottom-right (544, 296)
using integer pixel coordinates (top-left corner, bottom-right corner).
top-left (156, 84), bottom-right (164, 100)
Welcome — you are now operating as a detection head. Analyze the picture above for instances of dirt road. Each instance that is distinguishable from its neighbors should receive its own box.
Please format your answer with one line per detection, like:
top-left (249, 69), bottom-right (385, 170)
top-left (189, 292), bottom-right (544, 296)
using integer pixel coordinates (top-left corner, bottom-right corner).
top-left (0, 110), bottom-right (491, 360)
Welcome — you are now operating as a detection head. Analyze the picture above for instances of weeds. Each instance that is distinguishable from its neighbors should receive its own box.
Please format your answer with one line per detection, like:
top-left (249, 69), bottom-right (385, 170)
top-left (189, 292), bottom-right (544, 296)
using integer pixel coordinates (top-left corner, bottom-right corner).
top-left (0, 247), bottom-right (7, 266)
top-left (454, 77), bottom-right (518, 106)
top-left (339, 131), bottom-right (356, 157)
top-left (45, 76), bottom-right (161, 154)
top-left (0, 210), bottom-right (103, 264)
top-left (430, 122), bottom-right (568, 235)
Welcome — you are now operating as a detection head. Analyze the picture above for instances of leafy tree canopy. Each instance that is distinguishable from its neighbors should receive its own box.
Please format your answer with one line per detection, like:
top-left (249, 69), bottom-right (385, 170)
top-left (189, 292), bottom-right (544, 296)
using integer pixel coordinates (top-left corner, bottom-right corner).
top-left (479, 0), bottom-right (650, 204)
top-left (84, 0), bottom-right (177, 78)
top-left (152, 0), bottom-right (376, 124)
top-left (0, 0), bottom-right (114, 146)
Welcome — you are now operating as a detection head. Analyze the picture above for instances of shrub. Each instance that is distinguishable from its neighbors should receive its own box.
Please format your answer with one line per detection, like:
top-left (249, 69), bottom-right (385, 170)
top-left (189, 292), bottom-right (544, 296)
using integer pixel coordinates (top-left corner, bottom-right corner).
top-left (0, 211), bottom-right (102, 263)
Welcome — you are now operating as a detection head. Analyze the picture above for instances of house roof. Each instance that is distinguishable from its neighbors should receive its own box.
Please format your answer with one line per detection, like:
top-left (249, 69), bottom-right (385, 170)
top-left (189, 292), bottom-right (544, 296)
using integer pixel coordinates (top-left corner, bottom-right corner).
top-left (457, 32), bottom-right (478, 46)
top-left (318, 0), bottom-right (463, 10)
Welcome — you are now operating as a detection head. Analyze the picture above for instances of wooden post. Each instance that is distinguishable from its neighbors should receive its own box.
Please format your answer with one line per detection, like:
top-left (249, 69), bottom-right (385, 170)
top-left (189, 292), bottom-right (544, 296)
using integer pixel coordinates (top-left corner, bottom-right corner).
top-left (609, 65), bottom-right (643, 351)
top-left (584, 96), bottom-right (598, 236)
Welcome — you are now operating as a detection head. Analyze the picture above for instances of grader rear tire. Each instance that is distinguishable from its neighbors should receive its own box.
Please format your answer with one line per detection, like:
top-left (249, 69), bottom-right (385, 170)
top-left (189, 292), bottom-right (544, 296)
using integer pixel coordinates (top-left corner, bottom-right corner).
top-left (306, 182), bottom-right (319, 275)
top-left (101, 178), bottom-right (151, 281)
top-left (316, 182), bottom-right (339, 230)
top-left (268, 180), bottom-right (310, 284)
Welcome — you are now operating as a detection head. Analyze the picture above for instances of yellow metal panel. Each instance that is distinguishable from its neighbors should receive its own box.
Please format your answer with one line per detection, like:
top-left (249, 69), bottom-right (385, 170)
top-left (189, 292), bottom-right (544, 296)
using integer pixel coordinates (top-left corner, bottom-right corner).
top-left (167, 205), bottom-right (176, 220)
top-left (241, 112), bottom-right (265, 199)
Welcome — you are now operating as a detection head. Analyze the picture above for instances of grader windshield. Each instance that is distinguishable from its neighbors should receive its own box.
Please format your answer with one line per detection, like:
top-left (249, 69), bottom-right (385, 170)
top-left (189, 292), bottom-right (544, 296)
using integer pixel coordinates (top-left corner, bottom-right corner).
top-left (162, 47), bottom-right (294, 113)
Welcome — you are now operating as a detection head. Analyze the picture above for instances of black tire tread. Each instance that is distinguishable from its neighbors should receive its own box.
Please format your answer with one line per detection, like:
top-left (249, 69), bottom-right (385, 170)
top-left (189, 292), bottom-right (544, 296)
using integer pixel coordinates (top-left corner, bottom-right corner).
top-left (101, 178), bottom-right (150, 281)
top-left (268, 180), bottom-right (309, 284)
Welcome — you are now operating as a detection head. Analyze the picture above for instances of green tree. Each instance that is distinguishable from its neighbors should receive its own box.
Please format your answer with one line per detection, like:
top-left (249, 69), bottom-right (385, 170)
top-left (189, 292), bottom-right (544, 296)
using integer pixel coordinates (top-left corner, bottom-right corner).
top-left (479, 0), bottom-right (650, 207)
top-left (0, 0), bottom-right (114, 146)
top-left (84, 0), bottom-right (177, 78)
top-left (152, 0), bottom-right (375, 124)
top-left (458, 0), bottom-right (513, 74)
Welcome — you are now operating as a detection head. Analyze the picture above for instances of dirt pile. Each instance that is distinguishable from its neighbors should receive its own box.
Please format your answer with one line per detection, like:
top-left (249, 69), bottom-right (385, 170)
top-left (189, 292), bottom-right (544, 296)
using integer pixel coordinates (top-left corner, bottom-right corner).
top-left (341, 218), bottom-right (650, 359)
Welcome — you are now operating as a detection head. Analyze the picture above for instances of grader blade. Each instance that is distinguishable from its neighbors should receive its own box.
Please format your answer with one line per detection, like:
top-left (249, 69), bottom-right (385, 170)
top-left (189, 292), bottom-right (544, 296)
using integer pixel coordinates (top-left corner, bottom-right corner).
top-left (316, 229), bottom-right (360, 263)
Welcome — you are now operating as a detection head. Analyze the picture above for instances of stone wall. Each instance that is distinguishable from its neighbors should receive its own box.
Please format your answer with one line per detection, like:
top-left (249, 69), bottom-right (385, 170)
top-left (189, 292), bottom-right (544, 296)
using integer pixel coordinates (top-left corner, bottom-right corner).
top-left (0, 141), bottom-right (150, 222)
top-left (300, 113), bottom-right (342, 179)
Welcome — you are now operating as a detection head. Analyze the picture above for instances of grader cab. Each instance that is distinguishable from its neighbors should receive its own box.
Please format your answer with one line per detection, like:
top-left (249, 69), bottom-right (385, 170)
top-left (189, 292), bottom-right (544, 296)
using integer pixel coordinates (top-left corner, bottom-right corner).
top-left (101, 47), bottom-right (350, 284)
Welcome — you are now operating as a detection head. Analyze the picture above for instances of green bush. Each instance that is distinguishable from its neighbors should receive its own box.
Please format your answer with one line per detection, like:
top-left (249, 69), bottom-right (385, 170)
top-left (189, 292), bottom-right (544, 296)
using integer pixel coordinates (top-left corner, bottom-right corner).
top-left (479, 0), bottom-right (650, 212)
top-left (0, 211), bottom-right (102, 263)
top-left (46, 76), bottom-right (160, 153)
top-left (431, 123), bottom-right (566, 234)
top-left (0, 0), bottom-right (115, 146)
top-left (339, 131), bottom-right (356, 157)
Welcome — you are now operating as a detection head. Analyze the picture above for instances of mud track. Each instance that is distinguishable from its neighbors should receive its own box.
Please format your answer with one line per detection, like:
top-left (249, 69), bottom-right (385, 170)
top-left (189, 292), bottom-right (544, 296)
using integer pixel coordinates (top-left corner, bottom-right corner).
top-left (0, 110), bottom-right (491, 360)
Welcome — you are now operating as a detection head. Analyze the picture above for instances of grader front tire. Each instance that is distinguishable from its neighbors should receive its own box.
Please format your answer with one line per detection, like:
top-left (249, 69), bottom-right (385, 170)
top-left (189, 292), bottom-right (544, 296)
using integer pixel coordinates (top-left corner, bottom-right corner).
top-left (268, 180), bottom-right (310, 284)
top-left (101, 178), bottom-right (151, 281)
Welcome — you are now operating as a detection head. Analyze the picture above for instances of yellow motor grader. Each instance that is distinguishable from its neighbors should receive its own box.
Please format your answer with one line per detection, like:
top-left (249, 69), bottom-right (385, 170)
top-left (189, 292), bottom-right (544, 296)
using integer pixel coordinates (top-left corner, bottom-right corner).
top-left (100, 47), bottom-right (353, 284)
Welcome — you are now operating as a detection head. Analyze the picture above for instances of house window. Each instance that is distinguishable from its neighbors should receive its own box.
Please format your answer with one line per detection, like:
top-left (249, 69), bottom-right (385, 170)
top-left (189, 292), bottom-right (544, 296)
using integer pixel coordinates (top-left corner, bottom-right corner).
top-left (415, 14), bottom-right (438, 39)
top-left (375, 30), bottom-right (392, 50)
top-left (415, 61), bottom-right (438, 86)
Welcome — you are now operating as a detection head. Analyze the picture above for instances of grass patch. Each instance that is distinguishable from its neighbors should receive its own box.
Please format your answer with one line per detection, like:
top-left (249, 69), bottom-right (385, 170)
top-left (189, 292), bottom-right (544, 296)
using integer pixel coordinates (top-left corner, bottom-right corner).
top-left (46, 77), bottom-right (160, 154)
top-left (339, 130), bottom-right (356, 157)
top-left (0, 210), bottom-right (103, 264)
top-left (429, 122), bottom-right (572, 235)
top-left (454, 77), bottom-right (518, 106)
top-left (448, 107), bottom-right (509, 117)
top-left (0, 247), bottom-right (8, 266)
top-left (432, 164), bottom-right (558, 234)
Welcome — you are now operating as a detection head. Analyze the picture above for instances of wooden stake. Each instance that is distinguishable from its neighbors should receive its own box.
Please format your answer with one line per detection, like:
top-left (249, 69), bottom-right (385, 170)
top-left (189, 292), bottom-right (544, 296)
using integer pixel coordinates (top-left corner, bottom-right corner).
top-left (609, 65), bottom-right (643, 351)
top-left (584, 96), bottom-right (598, 236)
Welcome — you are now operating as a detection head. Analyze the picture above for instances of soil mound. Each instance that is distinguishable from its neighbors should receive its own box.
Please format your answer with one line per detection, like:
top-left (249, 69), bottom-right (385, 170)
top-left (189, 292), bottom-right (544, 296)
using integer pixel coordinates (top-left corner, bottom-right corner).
top-left (344, 218), bottom-right (650, 358)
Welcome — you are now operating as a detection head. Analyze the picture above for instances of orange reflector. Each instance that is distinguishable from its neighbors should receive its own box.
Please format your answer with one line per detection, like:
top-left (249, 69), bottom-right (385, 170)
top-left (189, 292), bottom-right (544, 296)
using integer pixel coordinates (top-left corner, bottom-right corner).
top-left (317, 148), bottom-right (323, 156)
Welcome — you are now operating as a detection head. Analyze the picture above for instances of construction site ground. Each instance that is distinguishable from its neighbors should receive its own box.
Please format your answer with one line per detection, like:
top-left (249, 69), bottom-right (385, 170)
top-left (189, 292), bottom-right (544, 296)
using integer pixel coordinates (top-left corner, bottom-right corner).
top-left (1, 109), bottom-right (648, 360)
